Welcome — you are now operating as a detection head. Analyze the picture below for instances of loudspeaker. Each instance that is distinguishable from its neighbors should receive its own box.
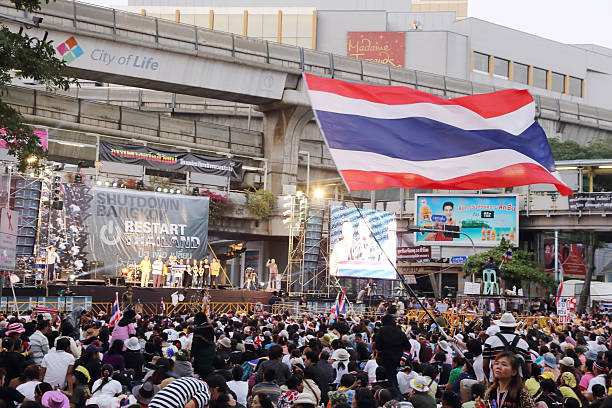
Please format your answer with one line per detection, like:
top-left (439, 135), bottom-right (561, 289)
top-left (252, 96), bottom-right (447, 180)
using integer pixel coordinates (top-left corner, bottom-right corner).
top-left (51, 200), bottom-right (64, 210)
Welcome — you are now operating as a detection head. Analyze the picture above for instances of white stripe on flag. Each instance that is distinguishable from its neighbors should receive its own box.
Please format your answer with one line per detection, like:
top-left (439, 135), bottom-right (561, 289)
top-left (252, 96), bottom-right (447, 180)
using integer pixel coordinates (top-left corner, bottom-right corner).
top-left (308, 90), bottom-right (535, 136)
top-left (329, 148), bottom-right (559, 180)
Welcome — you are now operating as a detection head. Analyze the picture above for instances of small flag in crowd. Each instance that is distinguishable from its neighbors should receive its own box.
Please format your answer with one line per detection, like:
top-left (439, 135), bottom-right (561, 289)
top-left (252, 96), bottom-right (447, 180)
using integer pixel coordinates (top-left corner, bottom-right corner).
top-left (501, 248), bottom-right (513, 262)
top-left (330, 289), bottom-right (347, 317)
top-left (161, 298), bottom-right (166, 313)
top-left (109, 292), bottom-right (122, 326)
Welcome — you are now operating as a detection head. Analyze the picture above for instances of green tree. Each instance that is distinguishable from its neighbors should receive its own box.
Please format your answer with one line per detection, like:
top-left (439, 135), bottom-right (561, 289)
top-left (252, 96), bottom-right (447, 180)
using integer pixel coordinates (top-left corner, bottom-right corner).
top-left (463, 238), bottom-right (556, 291)
top-left (549, 137), bottom-right (612, 160)
top-left (0, 0), bottom-right (76, 171)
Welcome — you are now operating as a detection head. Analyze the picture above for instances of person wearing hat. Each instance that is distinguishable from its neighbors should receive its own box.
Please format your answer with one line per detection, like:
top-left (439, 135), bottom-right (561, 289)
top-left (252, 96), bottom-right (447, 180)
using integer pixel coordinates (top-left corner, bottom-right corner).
top-left (75, 344), bottom-right (103, 388)
top-left (133, 381), bottom-right (160, 407)
top-left (541, 353), bottom-right (560, 380)
top-left (124, 337), bottom-right (145, 380)
top-left (292, 392), bottom-right (317, 408)
top-left (559, 371), bottom-right (586, 407)
top-left (111, 308), bottom-right (136, 343)
top-left (41, 389), bottom-right (70, 408)
top-left (407, 375), bottom-right (436, 408)
top-left (69, 365), bottom-right (92, 408)
top-left (483, 312), bottom-right (532, 381)
top-left (331, 349), bottom-right (350, 385)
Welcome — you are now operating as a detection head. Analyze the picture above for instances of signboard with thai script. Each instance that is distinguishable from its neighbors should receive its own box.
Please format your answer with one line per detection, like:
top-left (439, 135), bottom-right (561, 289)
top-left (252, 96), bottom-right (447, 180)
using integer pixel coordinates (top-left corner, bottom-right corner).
top-left (99, 140), bottom-right (243, 181)
top-left (0, 208), bottom-right (19, 270)
top-left (569, 193), bottom-right (612, 211)
top-left (415, 194), bottom-right (518, 247)
top-left (347, 32), bottom-right (405, 67)
top-left (397, 246), bottom-right (431, 262)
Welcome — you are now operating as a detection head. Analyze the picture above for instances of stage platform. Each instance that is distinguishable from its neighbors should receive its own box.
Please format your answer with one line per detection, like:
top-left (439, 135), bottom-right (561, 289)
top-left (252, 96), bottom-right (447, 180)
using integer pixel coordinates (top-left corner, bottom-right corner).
top-left (15, 284), bottom-right (272, 304)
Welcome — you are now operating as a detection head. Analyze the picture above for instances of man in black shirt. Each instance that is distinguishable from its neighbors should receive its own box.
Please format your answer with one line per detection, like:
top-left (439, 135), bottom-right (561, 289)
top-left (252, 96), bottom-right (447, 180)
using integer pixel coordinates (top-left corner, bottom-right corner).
top-left (374, 313), bottom-right (410, 397)
top-left (304, 350), bottom-right (329, 406)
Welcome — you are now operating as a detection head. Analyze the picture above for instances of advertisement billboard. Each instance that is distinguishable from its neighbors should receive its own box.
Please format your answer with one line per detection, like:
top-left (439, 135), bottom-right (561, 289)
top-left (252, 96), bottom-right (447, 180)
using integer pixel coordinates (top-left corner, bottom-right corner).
top-left (414, 194), bottom-right (518, 246)
top-left (46, 184), bottom-right (209, 275)
top-left (330, 206), bottom-right (396, 280)
top-left (347, 32), bottom-right (405, 67)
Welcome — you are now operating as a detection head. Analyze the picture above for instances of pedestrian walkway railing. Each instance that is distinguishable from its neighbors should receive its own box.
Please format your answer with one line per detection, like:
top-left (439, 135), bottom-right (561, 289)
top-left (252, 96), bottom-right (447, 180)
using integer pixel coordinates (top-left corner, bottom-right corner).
top-left (2, 301), bottom-right (564, 331)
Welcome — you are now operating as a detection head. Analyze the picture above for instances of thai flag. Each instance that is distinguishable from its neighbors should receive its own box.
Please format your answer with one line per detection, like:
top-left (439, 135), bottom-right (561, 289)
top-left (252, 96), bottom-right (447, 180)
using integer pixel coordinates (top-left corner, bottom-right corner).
top-left (161, 299), bottom-right (166, 313)
top-left (502, 248), bottom-right (513, 262)
top-left (332, 289), bottom-right (347, 316)
top-left (303, 73), bottom-right (572, 196)
top-left (109, 292), bottom-right (122, 326)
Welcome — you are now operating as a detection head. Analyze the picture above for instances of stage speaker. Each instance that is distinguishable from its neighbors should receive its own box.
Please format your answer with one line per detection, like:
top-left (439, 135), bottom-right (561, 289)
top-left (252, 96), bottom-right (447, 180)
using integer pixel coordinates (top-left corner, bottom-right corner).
top-left (51, 200), bottom-right (64, 210)
top-left (107, 276), bottom-right (125, 286)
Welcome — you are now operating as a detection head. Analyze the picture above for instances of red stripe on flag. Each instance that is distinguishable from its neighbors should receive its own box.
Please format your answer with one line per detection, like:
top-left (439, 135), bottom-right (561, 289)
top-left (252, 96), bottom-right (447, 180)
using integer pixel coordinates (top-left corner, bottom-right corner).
top-left (303, 73), bottom-right (533, 118)
top-left (340, 163), bottom-right (573, 196)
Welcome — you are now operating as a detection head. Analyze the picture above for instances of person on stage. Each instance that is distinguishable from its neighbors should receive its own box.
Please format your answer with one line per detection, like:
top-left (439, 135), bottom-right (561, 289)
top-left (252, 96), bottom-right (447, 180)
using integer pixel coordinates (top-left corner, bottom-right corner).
top-left (266, 259), bottom-right (278, 291)
top-left (183, 259), bottom-right (193, 288)
top-left (173, 259), bottom-right (186, 288)
top-left (140, 255), bottom-right (152, 288)
top-left (202, 258), bottom-right (210, 287)
top-left (165, 258), bottom-right (174, 287)
top-left (245, 267), bottom-right (257, 290)
top-left (210, 258), bottom-right (220, 289)
top-left (152, 256), bottom-right (164, 288)
top-left (46, 245), bottom-right (60, 283)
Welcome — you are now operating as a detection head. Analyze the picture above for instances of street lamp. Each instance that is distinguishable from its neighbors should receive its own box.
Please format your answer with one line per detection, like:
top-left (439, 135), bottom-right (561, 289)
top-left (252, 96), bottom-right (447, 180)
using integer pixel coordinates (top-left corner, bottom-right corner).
top-left (26, 154), bottom-right (38, 166)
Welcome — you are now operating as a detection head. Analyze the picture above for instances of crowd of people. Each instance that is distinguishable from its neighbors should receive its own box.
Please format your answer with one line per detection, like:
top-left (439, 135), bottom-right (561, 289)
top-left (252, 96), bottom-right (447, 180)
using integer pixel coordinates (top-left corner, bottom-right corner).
top-left (1, 299), bottom-right (612, 408)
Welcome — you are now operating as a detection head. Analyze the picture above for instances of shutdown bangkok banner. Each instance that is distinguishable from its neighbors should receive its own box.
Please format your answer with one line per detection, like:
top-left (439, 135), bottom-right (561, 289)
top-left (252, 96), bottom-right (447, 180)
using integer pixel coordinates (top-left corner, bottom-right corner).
top-left (44, 184), bottom-right (209, 275)
top-left (99, 140), bottom-right (244, 181)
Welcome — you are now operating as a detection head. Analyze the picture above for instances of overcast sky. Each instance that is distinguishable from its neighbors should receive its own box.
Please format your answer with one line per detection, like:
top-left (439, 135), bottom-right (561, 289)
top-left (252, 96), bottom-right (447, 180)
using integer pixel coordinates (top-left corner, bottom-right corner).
top-left (86, 0), bottom-right (612, 50)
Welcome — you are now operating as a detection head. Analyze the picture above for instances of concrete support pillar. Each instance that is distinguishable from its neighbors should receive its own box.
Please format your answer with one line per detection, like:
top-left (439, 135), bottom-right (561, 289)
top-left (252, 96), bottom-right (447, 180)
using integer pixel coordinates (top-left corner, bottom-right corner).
top-left (261, 105), bottom-right (313, 194)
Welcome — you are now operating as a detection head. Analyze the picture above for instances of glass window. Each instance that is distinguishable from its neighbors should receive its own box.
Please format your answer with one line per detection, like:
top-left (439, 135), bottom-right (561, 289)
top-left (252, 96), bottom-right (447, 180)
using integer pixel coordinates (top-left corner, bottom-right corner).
top-left (513, 62), bottom-right (528, 84)
top-left (473, 52), bottom-right (489, 73)
top-left (533, 67), bottom-right (547, 88)
top-left (551, 72), bottom-right (565, 93)
top-left (494, 57), bottom-right (509, 78)
top-left (569, 76), bottom-right (583, 97)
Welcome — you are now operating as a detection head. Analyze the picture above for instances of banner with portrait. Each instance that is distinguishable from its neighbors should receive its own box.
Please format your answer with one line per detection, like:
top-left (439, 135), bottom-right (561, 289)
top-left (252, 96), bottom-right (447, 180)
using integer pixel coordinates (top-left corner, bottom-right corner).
top-left (414, 194), bottom-right (519, 247)
top-left (329, 206), bottom-right (396, 280)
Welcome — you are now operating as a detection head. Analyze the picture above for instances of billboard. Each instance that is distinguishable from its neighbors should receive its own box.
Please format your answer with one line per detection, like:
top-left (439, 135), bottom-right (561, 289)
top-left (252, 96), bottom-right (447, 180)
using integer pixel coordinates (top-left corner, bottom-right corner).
top-left (46, 184), bottom-right (209, 275)
top-left (330, 206), bottom-right (396, 280)
top-left (414, 194), bottom-right (518, 246)
top-left (0, 208), bottom-right (18, 270)
top-left (347, 32), bottom-right (405, 67)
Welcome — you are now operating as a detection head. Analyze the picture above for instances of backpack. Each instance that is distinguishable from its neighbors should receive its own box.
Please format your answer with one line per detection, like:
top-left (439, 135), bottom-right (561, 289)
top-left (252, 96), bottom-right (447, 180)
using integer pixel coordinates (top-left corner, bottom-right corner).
top-left (495, 333), bottom-right (527, 377)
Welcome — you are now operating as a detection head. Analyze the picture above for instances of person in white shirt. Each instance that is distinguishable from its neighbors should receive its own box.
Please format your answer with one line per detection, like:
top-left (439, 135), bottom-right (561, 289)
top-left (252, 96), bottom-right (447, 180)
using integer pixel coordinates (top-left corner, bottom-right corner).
top-left (397, 364), bottom-right (417, 395)
top-left (91, 364), bottom-right (123, 398)
top-left (409, 334), bottom-right (421, 364)
top-left (227, 366), bottom-right (249, 406)
top-left (41, 337), bottom-right (75, 390)
top-left (15, 365), bottom-right (41, 401)
top-left (589, 336), bottom-right (608, 354)
top-left (586, 360), bottom-right (609, 401)
top-left (364, 352), bottom-right (379, 383)
top-left (152, 256), bottom-right (164, 288)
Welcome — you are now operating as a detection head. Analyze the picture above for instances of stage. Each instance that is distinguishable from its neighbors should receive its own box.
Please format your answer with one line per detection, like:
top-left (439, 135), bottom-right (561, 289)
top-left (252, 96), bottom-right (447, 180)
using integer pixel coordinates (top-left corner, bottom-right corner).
top-left (14, 283), bottom-right (272, 304)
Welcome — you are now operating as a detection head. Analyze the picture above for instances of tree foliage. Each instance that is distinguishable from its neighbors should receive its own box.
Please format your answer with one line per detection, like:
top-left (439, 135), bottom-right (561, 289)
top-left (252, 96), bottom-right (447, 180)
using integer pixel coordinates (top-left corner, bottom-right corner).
top-left (0, 0), bottom-right (76, 171)
top-left (548, 138), bottom-right (612, 161)
top-left (463, 238), bottom-right (556, 291)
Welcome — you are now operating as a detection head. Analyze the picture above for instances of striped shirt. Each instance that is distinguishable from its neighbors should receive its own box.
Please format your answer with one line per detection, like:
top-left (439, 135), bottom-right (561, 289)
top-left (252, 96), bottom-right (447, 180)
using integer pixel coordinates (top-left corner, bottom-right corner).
top-left (148, 377), bottom-right (210, 408)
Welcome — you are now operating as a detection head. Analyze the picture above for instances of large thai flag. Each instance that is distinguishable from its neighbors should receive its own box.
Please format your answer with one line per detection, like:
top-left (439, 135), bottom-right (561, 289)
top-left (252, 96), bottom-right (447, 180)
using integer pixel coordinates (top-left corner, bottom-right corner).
top-left (303, 74), bottom-right (572, 195)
